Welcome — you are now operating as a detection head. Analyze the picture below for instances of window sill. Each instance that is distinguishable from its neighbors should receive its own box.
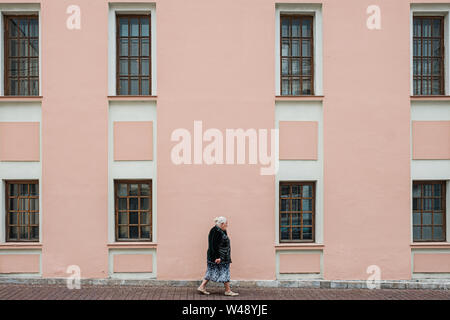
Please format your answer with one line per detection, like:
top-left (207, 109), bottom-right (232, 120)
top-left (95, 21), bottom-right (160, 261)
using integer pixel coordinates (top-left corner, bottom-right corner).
top-left (411, 242), bottom-right (450, 249)
top-left (108, 95), bottom-right (157, 102)
top-left (0, 96), bottom-right (43, 102)
top-left (275, 95), bottom-right (324, 102)
top-left (0, 242), bottom-right (42, 249)
top-left (275, 243), bottom-right (324, 250)
top-left (410, 95), bottom-right (450, 101)
top-left (107, 242), bottom-right (157, 249)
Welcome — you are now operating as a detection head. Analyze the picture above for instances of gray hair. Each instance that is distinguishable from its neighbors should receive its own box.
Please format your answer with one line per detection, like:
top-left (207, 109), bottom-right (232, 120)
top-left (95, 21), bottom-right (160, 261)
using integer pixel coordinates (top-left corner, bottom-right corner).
top-left (214, 216), bottom-right (227, 226)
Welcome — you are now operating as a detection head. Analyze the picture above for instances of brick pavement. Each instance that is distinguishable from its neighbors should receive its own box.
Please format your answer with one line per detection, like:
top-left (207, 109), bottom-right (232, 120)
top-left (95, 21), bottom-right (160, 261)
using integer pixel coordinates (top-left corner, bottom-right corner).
top-left (0, 284), bottom-right (448, 300)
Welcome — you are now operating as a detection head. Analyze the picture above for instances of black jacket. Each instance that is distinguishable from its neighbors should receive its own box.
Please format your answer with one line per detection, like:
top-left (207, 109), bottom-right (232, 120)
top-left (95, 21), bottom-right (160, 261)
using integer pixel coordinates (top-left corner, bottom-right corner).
top-left (207, 226), bottom-right (232, 263)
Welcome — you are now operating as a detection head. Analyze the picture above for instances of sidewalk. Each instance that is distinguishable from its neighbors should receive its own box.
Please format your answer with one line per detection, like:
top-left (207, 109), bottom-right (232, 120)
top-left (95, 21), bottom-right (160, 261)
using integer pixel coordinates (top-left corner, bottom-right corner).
top-left (0, 284), bottom-right (449, 300)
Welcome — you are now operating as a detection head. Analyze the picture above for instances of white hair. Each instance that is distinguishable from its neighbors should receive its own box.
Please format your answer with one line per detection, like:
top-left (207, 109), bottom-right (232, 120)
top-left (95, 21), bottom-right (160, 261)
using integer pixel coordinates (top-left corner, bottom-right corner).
top-left (214, 216), bottom-right (227, 226)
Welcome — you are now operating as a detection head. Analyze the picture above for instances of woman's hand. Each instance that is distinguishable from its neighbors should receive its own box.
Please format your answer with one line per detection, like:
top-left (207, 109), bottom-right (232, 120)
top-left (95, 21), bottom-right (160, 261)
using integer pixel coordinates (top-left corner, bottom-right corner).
top-left (215, 258), bottom-right (221, 264)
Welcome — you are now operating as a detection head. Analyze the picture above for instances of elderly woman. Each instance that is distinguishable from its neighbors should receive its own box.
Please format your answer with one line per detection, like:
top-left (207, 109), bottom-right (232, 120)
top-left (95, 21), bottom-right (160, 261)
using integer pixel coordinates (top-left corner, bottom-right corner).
top-left (197, 216), bottom-right (239, 296)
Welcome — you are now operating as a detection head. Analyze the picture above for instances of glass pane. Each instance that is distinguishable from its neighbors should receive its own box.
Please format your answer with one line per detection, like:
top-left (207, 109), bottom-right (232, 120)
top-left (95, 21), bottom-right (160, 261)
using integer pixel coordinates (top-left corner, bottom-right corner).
top-left (129, 212), bottom-right (139, 224)
top-left (19, 19), bottom-right (28, 36)
top-left (303, 213), bottom-right (312, 226)
top-left (10, 79), bottom-right (18, 95)
top-left (9, 59), bottom-right (18, 76)
top-left (118, 184), bottom-right (127, 196)
top-left (302, 199), bottom-right (312, 211)
top-left (19, 80), bottom-right (28, 95)
top-left (292, 78), bottom-right (300, 95)
top-left (119, 18), bottom-right (128, 36)
top-left (9, 227), bottom-right (18, 239)
top-left (433, 198), bottom-right (441, 210)
top-left (432, 59), bottom-right (441, 75)
top-left (30, 198), bottom-right (38, 211)
top-left (31, 226), bottom-right (39, 239)
top-left (432, 39), bottom-right (441, 57)
top-left (141, 39), bottom-right (149, 56)
top-left (9, 198), bottom-right (17, 211)
top-left (30, 79), bottom-right (39, 96)
top-left (30, 213), bottom-right (39, 225)
top-left (9, 19), bottom-right (18, 37)
top-left (281, 59), bottom-right (289, 75)
top-left (9, 39), bottom-right (18, 57)
top-left (129, 184), bottom-right (139, 196)
top-left (119, 78), bottom-right (128, 95)
top-left (292, 59), bottom-right (300, 75)
top-left (292, 213), bottom-right (300, 226)
top-left (432, 19), bottom-right (441, 37)
top-left (292, 19), bottom-right (300, 37)
top-left (280, 213), bottom-right (289, 225)
top-left (129, 198), bottom-right (138, 210)
top-left (423, 19), bottom-right (431, 37)
top-left (302, 228), bottom-right (313, 240)
top-left (422, 226), bottom-right (432, 240)
top-left (141, 226), bottom-right (151, 239)
top-left (433, 227), bottom-right (443, 240)
top-left (302, 19), bottom-right (312, 37)
top-left (30, 58), bottom-right (38, 76)
top-left (281, 78), bottom-right (290, 95)
top-left (302, 40), bottom-right (311, 57)
top-left (423, 212), bottom-right (432, 225)
top-left (9, 184), bottom-right (18, 196)
top-left (130, 59), bottom-right (139, 75)
top-left (30, 39), bottom-right (38, 57)
top-left (141, 18), bottom-right (149, 37)
top-left (140, 198), bottom-right (149, 210)
top-left (413, 226), bottom-right (421, 241)
top-left (130, 38), bottom-right (139, 56)
top-left (129, 226), bottom-right (139, 238)
top-left (130, 18), bottom-right (139, 36)
top-left (413, 18), bottom-right (421, 37)
top-left (292, 185), bottom-right (300, 197)
top-left (119, 59), bottom-right (128, 75)
top-left (141, 59), bottom-right (150, 76)
top-left (302, 58), bottom-right (311, 75)
top-left (118, 226), bottom-right (128, 238)
top-left (281, 18), bottom-right (289, 37)
top-left (140, 212), bottom-right (150, 224)
top-left (413, 58), bottom-right (421, 76)
top-left (281, 199), bottom-right (289, 212)
top-left (302, 185), bottom-right (312, 197)
top-left (423, 39), bottom-right (431, 56)
top-left (118, 198), bottom-right (127, 210)
top-left (9, 212), bottom-right (18, 225)
top-left (423, 199), bottom-right (432, 211)
top-left (413, 39), bottom-right (421, 56)
top-left (140, 184), bottom-right (150, 196)
top-left (19, 226), bottom-right (28, 239)
top-left (424, 184), bottom-right (432, 197)
top-left (281, 185), bottom-right (290, 197)
top-left (119, 39), bottom-right (128, 56)
top-left (292, 227), bottom-right (301, 240)
top-left (130, 78), bottom-right (139, 95)
top-left (292, 199), bottom-right (300, 211)
top-left (141, 78), bottom-right (150, 95)
top-left (118, 211), bottom-right (127, 224)
top-left (20, 184), bottom-right (29, 196)
top-left (19, 59), bottom-right (28, 76)
top-left (19, 39), bottom-right (28, 56)
top-left (292, 40), bottom-right (299, 57)
top-left (302, 79), bottom-right (312, 95)
top-left (280, 227), bottom-right (289, 240)
top-left (30, 19), bottom-right (38, 37)
top-left (422, 60), bottom-right (430, 75)
top-left (412, 212), bottom-right (421, 225)
top-left (19, 212), bottom-right (28, 225)
top-left (281, 40), bottom-right (289, 56)
top-left (434, 212), bottom-right (443, 225)
top-left (434, 184), bottom-right (442, 196)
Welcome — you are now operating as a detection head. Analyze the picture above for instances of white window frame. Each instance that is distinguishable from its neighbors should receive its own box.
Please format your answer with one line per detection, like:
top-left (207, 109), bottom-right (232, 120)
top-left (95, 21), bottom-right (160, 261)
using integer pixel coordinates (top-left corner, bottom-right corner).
top-left (275, 3), bottom-right (323, 96)
top-left (108, 3), bottom-right (157, 96)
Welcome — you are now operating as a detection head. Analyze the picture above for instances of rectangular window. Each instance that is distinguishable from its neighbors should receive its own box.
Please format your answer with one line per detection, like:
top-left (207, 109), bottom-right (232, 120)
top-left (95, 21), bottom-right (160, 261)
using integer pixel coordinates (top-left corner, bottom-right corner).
top-left (413, 16), bottom-right (444, 95)
top-left (115, 180), bottom-right (152, 241)
top-left (280, 181), bottom-right (315, 242)
top-left (413, 181), bottom-right (446, 242)
top-left (280, 14), bottom-right (314, 96)
top-left (5, 180), bottom-right (39, 242)
top-left (4, 15), bottom-right (39, 96)
top-left (116, 14), bottom-right (151, 96)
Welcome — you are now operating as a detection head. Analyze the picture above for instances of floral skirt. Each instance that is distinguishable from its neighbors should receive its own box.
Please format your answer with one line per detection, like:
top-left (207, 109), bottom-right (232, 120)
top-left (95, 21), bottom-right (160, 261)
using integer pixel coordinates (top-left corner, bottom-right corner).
top-left (204, 261), bottom-right (230, 283)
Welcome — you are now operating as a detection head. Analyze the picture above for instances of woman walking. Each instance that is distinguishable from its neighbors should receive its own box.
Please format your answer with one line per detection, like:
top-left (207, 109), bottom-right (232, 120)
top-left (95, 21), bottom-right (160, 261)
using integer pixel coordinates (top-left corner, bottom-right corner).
top-left (197, 216), bottom-right (239, 296)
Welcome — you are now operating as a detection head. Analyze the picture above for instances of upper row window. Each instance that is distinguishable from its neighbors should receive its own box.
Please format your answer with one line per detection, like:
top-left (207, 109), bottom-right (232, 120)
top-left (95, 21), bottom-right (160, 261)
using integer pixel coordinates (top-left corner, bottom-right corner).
top-left (413, 16), bottom-right (445, 96)
top-left (4, 15), bottom-right (39, 96)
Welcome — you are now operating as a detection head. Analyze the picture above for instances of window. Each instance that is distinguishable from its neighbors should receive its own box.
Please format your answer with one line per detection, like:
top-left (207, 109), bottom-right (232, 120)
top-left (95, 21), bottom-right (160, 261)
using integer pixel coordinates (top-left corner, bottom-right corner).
top-left (280, 181), bottom-right (315, 242)
top-left (413, 181), bottom-right (446, 242)
top-left (4, 15), bottom-right (39, 96)
top-left (116, 14), bottom-right (151, 96)
top-left (413, 16), bottom-right (444, 95)
top-left (5, 180), bottom-right (39, 242)
top-left (280, 14), bottom-right (314, 96)
top-left (114, 180), bottom-right (152, 241)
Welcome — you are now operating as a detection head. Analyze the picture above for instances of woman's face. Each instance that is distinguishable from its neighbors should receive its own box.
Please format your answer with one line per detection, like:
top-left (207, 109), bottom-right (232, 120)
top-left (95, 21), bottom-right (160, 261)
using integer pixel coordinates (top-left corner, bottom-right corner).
top-left (220, 221), bottom-right (228, 230)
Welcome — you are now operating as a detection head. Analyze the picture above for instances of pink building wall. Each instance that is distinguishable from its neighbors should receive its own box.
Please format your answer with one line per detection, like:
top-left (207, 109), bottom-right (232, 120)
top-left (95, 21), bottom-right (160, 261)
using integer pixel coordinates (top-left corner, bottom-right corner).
top-left (0, 0), bottom-right (449, 281)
